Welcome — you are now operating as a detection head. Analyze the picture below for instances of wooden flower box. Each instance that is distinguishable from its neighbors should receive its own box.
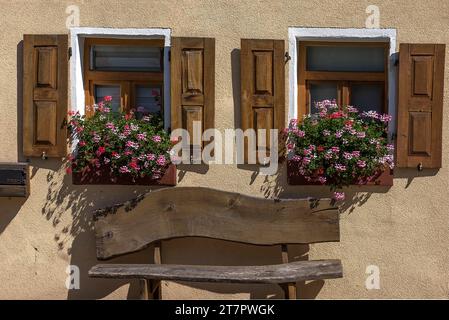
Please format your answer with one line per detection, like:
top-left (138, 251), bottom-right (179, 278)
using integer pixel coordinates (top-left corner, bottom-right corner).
top-left (287, 160), bottom-right (393, 186)
top-left (72, 163), bottom-right (177, 186)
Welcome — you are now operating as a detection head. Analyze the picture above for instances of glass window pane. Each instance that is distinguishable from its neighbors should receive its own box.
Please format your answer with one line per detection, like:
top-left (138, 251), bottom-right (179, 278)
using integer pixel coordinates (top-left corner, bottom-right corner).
top-left (135, 85), bottom-right (162, 114)
top-left (94, 85), bottom-right (121, 112)
top-left (306, 45), bottom-right (385, 72)
top-left (350, 83), bottom-right (384, 113)
top-left (309, 83), bottom-right (338, 113)
top-left (92, 45), bottom-right (161, 72)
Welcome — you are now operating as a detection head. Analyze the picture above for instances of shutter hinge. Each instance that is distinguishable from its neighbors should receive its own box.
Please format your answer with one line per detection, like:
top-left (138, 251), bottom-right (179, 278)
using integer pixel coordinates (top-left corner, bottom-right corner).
top-left (68, 47), bottom-right (72, 59)
top-left (285, 52), bottom-right (291, 63)
top-left (61, 117), bottom-right (68, 129)
top-left (394, 57), bottom-right (399, 67)
top-left (391, 132), bottom-right (397, 141)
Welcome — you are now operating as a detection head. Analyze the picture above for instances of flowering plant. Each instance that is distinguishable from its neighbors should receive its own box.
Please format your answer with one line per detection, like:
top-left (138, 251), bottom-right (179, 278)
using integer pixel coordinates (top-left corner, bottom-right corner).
top-left (286, 100), bottom-right (394, 201)
top-left (67, 97), bottom-right (172, 180)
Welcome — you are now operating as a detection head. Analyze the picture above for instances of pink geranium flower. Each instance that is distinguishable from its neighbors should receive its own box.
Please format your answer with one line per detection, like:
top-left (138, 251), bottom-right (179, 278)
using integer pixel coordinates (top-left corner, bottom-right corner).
top-left (156, 155), bottom-right (166, 166)
top-left (137, 133), bottom-right (147, 141)
top-left (357, 160), bottom-right (366, 168)
top-left (333, 192), bottom-right (345, 201)
top-left (357, 131), bottom-right (366, 138)
top-left (119, 166), bottom-right (130, 173)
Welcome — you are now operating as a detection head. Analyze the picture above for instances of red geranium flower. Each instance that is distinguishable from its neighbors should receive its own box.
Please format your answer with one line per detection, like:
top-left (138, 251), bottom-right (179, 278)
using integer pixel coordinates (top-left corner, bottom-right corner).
top-left (330, 111), bottom-right (344, 119)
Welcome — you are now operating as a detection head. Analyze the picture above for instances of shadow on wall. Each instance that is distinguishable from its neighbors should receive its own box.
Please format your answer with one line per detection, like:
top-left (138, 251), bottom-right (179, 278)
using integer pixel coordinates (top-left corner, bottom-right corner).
top-left (259, 160), bottom-right (392, 213)
top-left (38, 158), bottom-right (164, 299)
top-left (17, 41), bottom-right (24, 162)
top-left (0, 198), bottom-right (26, 235)
top-left (259, 161), bottom-right (440, 213)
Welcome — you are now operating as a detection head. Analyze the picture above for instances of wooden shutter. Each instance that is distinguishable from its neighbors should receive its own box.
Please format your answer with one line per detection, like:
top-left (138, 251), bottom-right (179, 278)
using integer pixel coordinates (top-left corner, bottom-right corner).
top-left (23, 35), bottom-right (68, 158)
top-left (170, 37), bottom-right (215, 149)
top-left (397, 44), bottom-right (445, 168)
top-left (241, 39), bottom-right (285, 162)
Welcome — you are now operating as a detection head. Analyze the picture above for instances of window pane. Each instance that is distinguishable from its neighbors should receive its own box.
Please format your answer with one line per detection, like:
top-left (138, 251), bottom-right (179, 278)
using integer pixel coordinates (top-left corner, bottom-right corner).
top-left (350, 83), bottom-right (383, 113)
top-left (306, 46), bottom-right (385, 72)
top-left (309, 83), bottom-right (338, 113)
top-left (92, 45), bottom-right (161, 72)
top-left (135, 85), bottom-right (162, 114)
top-left (94, 85), bottom-right (121, 112)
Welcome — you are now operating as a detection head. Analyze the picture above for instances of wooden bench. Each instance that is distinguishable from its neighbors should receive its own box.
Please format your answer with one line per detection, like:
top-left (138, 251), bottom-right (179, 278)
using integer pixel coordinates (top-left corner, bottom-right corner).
top-left (88, 187), bottom-right (343, 299)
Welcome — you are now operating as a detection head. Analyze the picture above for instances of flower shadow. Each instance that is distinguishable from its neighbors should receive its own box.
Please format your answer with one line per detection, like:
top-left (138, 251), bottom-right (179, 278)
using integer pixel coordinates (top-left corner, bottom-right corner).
top-left (40, 159), bottom-right (168, 299)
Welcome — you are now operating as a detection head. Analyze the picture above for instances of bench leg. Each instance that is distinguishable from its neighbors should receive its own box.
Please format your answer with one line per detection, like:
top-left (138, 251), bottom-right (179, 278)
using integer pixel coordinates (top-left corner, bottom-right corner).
top-left (149, 280), bottom-right (162, 300)
top-left (280, 245), bottom-right (297, 299)
top-left (280, 283), bottom-right (297, 300)
top-left (139, 279), bottom-right (150, 300)
top-left (139, 279), bottom-right (162, 300)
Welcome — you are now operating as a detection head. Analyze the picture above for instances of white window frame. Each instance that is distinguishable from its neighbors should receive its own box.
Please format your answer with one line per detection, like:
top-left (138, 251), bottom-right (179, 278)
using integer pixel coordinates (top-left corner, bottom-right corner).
top-left (69, 27), bottom-right (171, 130)
top-left (288, 27), bottom-right (397, 134)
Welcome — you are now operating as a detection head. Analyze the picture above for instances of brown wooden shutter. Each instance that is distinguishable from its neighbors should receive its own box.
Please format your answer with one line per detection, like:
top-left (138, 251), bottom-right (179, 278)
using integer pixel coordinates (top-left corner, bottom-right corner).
top-left (397, 44), bottom-right (445, 168)
top-left (23, 34), bottom-right (68, 158)
top-left (241, 39), bottom-right (285, 162)
top-left (170, 37), bottom-right (215, 149)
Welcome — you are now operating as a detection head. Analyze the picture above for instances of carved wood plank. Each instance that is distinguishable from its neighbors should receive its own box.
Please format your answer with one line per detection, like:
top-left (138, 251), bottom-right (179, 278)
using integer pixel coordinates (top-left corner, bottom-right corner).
top-left (89, 259), bottom-right (343, 284)
top-left (93, 187), bottom-right (339, 260)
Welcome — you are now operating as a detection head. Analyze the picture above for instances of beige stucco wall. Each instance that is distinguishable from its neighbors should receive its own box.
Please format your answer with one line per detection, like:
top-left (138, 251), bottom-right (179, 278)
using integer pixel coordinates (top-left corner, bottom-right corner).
top-left (1, 0), bottom-right (448, 299)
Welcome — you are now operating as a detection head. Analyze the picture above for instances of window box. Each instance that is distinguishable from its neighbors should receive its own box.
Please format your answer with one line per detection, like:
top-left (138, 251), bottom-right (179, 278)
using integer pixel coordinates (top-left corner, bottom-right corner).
top-left (287, 160), bottom-right (393, 186)
top-left (72, 163), bottom-right (176, 186)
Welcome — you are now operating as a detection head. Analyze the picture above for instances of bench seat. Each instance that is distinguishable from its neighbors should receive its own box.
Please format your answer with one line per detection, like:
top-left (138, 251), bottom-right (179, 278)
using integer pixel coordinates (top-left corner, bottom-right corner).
top-left (89, 259), bottom-right (343, 284)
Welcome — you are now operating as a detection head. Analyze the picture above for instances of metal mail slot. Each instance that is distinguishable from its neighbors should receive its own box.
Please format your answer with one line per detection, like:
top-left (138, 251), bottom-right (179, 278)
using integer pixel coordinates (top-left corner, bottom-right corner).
top-left (0, 162), bottom-right (29, 197)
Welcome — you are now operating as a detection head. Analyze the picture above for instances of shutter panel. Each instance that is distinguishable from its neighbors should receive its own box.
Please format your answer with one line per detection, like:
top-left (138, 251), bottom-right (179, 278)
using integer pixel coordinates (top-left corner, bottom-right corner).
top-left (397, 43), bottom-right (445, 168)
top-left (241, 39), bottom-right (285, 163)
top-left (170, 37), bottom-right (215, 150)
top-left (23, 34), bottom-right (68, 158)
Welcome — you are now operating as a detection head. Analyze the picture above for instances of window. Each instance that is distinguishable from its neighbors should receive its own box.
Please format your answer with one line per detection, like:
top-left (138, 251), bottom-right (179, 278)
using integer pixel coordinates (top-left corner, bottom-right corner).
top-left (83, 38), bottom-right (164, 117)
top-left (297, 41), bottom-right (389, 117)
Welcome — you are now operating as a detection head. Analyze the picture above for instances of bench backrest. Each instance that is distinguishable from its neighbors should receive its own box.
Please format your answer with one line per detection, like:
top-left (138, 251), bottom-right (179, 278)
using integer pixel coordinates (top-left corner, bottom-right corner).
top-left (93, 187), bottom-right (340, 260)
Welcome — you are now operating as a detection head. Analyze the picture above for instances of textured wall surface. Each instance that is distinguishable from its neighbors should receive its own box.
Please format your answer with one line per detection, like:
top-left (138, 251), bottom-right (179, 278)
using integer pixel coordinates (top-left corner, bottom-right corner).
top-left (0, 0), bottom-right (448, 299)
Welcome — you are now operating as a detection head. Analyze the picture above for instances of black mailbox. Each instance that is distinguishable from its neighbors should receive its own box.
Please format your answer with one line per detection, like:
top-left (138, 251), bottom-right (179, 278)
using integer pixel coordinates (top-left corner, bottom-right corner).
top-left (0, 163), bottom-right (29, 197)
